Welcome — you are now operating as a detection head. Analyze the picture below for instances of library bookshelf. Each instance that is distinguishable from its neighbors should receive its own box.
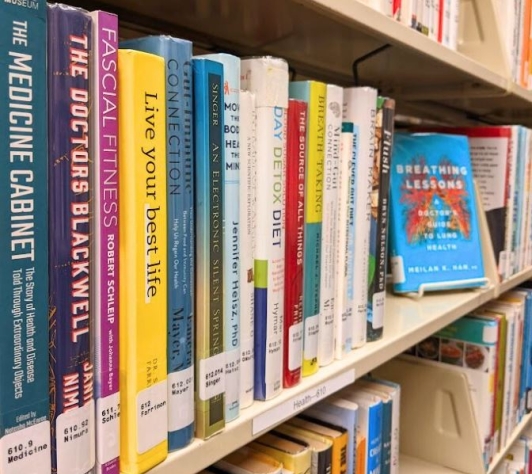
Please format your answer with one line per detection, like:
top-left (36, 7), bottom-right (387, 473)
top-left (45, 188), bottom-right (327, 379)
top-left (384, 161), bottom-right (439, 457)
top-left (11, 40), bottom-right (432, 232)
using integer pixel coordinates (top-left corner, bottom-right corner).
top-left (53, 0), bottom-right (532, 472)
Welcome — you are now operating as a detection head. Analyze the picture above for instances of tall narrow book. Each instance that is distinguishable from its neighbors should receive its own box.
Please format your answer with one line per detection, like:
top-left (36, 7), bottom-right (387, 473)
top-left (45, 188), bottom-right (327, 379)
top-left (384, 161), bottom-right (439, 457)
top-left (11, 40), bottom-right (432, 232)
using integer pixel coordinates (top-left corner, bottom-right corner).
top-left (241, 57), bottom-right (289, 401)
top-left (120, 34), bottom-right (196, 451)
top-left (118, 49), bottom-right (168, 472)
top-left (318, 84), bottom-right (342, 367)
top-left (343, 87), bottom-right (377, 348)
top-left (199, 53), bottom-right (241, 422)
top-left (90, 10), bottom-right (120, 474)
top-left (47, 5), bottom-right (95, 473)
top-left (289, 80), bottom-right (327, 376)
top-left (283, 99), bottom-right (307, 388)
top-left (0, 1), bottom-right (51, 472)
top-left (239, 90), bottom-right (256, 409)
top-left (193, 58), bottom-right (226, 437)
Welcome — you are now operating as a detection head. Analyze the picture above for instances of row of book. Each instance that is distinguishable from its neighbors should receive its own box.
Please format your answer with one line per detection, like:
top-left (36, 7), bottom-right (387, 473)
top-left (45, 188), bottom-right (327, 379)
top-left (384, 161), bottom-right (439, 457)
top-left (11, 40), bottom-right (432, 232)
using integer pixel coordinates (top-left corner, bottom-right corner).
top-left (201, 375), bottom-right (401, 474)
top-left (495, 426), bottom-right (532, 473)
top-left (403, 284), bottom-right (532, 468)
top-left (360, 0), bottom-right (460, 50)
top-left (1, 1), bottom-right (398, 474)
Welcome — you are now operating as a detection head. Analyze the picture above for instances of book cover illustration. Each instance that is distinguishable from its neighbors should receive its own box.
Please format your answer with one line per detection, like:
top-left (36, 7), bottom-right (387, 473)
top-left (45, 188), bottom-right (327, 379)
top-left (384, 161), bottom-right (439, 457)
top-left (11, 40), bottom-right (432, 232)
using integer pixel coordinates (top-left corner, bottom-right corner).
top-left (47, 5), bottom-right (95, 473)
top-left (120, 35), bottom-right (196, 450)
top-left (0, 1), bottom-right (51, 473)
top-left (389, 133), bottom-right (486, 294)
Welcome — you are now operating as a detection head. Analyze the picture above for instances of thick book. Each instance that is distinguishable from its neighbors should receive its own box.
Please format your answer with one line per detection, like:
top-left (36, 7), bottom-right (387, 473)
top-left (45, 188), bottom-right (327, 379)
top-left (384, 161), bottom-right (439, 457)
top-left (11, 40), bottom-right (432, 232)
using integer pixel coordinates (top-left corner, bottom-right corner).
top-left (389, 133), bottom-right (486, 294)
top-left (367, 97), bottom-right (395, 341)
top-left (241, 57), bottom-right (289, 401)
top-left (239, 90), bottom-right (256, 409)
top-left (199, 53), bottom-right (241, 422)
top-left (0, 1), bottom-right (51, 472)
top-left (89, 10), bottom-right (120, 474)
top-left (120, 35), bottom-right (195, 451)
top-left (289, 80), bottom-right (327, 376)
top-left (117, 49), bottom-right (168, 472)
top-left (283, 99), bottom-right (307, 388)
top-left (47, 5), bottom-right (95, 473)
top-left (343, 87), bottom-right (377, 348)
top-left (192, 58), bottom-right (225, 438)
top-left (318, 84), bottom-right (342, 367)
top-left (214, 446), bottom-right (283, 474)
top-left (251, 432), bottom-right (312, 474)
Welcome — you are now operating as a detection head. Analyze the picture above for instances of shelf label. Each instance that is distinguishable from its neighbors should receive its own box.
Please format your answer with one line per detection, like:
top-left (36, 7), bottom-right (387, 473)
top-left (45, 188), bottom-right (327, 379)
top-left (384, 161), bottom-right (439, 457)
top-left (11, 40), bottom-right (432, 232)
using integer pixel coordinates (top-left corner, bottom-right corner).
top-left (168, 366), bottom-right (194, 432)
top-left (199, 352), bottom-right (226, 401)
top-left (136, 381), bottom-right (168, 454)
top-left (96, 392), bottom-right (120, 465)
top-left (252, 368), bottom-right (355, 435)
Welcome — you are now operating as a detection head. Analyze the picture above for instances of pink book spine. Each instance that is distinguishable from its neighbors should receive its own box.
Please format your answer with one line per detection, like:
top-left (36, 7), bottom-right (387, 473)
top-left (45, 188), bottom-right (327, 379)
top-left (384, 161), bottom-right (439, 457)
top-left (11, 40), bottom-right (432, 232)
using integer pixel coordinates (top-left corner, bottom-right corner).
top-left (90, 10), bottom-right (120, 474)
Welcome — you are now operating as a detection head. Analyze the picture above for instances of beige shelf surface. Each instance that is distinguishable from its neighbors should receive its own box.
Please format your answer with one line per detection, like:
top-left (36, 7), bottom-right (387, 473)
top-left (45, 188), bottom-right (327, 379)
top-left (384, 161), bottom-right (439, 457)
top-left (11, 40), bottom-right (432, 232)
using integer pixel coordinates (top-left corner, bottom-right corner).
top-left (146, 268), bottom-right (532, 474)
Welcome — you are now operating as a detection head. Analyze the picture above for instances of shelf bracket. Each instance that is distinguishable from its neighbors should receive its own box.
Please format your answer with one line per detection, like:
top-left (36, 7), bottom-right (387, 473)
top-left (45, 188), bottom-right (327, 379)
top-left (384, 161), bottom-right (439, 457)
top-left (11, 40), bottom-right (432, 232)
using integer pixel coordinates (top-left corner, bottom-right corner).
top-left (352, 44), bottom-right (391, 87)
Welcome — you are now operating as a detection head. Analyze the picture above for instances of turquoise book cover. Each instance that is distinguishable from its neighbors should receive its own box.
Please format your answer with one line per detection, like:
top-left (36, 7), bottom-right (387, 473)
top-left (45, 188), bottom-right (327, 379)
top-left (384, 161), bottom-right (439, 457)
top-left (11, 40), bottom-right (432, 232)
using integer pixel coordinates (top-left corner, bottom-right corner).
top-left (389, 133), bottom-right (485, 294)
top-left (0, 1), bottom-right (51, 472)
top-left (121, 34), bottom-right (196, 451)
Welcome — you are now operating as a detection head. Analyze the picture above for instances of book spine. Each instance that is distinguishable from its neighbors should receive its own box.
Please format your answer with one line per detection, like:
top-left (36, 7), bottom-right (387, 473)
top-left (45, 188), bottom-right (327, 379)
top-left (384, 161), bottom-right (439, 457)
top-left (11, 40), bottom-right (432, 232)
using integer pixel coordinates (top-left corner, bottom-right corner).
top-left (289, 81), bottom-right (326, 376)
top-left (283, 99), bottom-right (307, 388)
top-left (0, 1), bottom-right (51, 472)
top-left (367, 404), bottom-right (383, 474)
top-left (524, 294), bottom-right (532, 412)
top-left (47, 6), bottom-right (95, 473)
top-left (343, 87), bottom-right (377, 349)
top-left (239, 90), bottom-right (256, 409)
top-left (381, 400), bottom-right (392, 474)
top-left (117, 49), bottom-right (168, 472)
top-left (318, 85), bottom-right (342, 367)
top-left (334, 123), bottom-right (354, 359)
top-left (449, 0), bottom-right (459, 50)
top-left (367, 98), bottom-right (395, 342)
top-left (89, 11), bottom-right (119, 474)
top-left (241, 57), bottom-right (289, 401)
top-left (193, 58), bottom-right (225, 437)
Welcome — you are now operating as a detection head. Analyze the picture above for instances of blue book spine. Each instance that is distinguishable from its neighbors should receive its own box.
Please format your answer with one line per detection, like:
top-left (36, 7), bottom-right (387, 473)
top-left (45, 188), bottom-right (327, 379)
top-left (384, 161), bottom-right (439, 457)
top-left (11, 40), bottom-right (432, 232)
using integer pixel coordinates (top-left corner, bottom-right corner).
top-left (512, 128), bottom-right (525, 274)
top-left (120, 35), bottom-right (195, 451)
top-left (367, 403), bottom-right (383, 474)
top-left (0, 1), bottom-right (51, 471)
top-left (199, 53), bottom-right (241, 422)
top-left (380, 399), bottom-right (392, 474)
top-left (519, 288), bottom-right (532, 413)
top-left (389, 133), bottom-right (485, 293)
top-left (47, 4), bottom-right (95, 473)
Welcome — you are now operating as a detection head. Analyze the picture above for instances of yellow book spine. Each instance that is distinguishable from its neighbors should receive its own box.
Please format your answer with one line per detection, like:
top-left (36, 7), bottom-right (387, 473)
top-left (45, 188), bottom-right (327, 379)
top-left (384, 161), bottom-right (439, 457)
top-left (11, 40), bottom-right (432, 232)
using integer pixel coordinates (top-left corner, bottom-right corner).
top-left (250, 442), bottom-right (311, 474)
top-left (356, 435), bottom-right (366, 474)
top-left (118, 49), bottom-right (168, 473)
top-left (329, 431), bottom-right (348, 474)
top-left (302, 81), bottom-right (326, 377)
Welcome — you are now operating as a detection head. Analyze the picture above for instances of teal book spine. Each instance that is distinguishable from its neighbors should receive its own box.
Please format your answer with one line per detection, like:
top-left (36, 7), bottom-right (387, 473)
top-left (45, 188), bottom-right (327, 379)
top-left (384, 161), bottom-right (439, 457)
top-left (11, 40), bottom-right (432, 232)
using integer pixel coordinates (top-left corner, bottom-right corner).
top-left (380, 398), bottom-right (392, 474)
top-left (198, 53), bottom-right (241, 422)
top-left (0, 1), bottom-right (51, 472)
top-left (120, 34), bottom-right (196, 451)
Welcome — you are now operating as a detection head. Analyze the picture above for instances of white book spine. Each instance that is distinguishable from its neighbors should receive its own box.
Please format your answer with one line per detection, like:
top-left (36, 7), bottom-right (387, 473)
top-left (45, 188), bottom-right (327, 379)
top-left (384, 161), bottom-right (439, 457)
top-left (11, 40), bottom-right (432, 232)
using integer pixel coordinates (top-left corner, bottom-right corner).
top-left (424, 0), bottom-right (432, 36)
top-left (390, 386), bottom-right (401, 474)
top-left (519, 130), bottom-right (531, 271)
top-left (319, 85), bottom-right (342, 367)
top-left (238, 90), bottom-right (256, 409)
top-left (241, 57), bottom-right (288, 400)
top-left (442, 0), bottom-right (452, 46)
top-left (401, 0), bottom-right (413, 26)
top-left (334, 123), bottom-right (354, 359)
top-left (505, 128), bottom-right (519, 279)
top-left (449, 0), bottom-right (459, 50)
top-left (502, 308), bottom-right (517, 445)
top-left (432, 0), bottom-right (440, 41)
top-left (343, 87), bottom-right (378, 349)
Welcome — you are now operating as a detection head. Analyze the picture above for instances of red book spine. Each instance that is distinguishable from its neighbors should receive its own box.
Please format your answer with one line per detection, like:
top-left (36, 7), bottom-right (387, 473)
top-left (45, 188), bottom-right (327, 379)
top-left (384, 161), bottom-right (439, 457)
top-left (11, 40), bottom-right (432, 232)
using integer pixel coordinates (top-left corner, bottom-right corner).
top-left (438, 0), bottom-right (444, 43)
top-left (283, 99), bottom-right (307, 388)
top-left (393, 0), bottom-right (401, 20)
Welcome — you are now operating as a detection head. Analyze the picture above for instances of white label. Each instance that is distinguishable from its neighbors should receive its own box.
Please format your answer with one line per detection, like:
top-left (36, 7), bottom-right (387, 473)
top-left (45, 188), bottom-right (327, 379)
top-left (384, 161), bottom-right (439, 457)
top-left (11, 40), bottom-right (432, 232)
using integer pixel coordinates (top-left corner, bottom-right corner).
top-left (225, 349), bottom-right (241, 413)
top-left (372, 291), bottom-right (386, 329)
top-left (391, 256), bottom-right (406, 283)
top-left (288, 322), bottom-right (303, 371)
top-left (304, 315), bottom-right (319, 361)
top-left (482, 325), bottom-right (498, 344)
top-left (240, 337), bottom-right (254, 408)
top-left (252, 369), bottom-right (356, 435)
top-left (96, 393), bottom-right (120, 465)
top-left (56, 401), bottom-right (95, 474)
top-left (136, 381), bottom-right (168, 454)
top-left (1, 420), bottom-right (51, 474)
top-left (499, 250), bottom-right (508, 277)
top-left (282, 470), bottom-right (294, 474)
top-left (168, 366), bottom-right (194, 432)
top-left (199, 352), bottom-right (226, 401)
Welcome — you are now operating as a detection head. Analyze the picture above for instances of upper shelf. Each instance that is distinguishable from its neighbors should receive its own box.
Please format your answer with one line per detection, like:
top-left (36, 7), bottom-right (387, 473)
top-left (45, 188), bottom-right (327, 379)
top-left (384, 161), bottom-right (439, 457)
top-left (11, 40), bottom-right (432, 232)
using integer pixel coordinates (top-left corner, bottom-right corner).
top-left (77, 0), bottom-right (532, 126)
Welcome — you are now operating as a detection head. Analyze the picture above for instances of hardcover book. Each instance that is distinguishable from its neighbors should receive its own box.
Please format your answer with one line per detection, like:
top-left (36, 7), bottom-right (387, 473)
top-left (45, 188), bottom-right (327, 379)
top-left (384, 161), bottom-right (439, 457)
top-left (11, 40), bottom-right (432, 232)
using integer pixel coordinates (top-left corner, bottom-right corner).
top-left (214, 446), bottom-right (283, 474)
top-left (193, 58), bottom-right (226, 438)
top-left (289, 80), bottom-right (327, 376)
top-left (241, 56), bottom-right (289, 401)
top-left (117, 49), bottom-right (169, 472)
top-left (199, 53), bottom-right (241, 422)
top-left (0, 1), bottom-right (51, 472)
top-left (239, 90), bottom-right (256, 409)
top-left (283, 99), bottom-right (307, 388)
top-left (120, 35), bottom-right (196, 451)
top-left (89, 10), bottom-right (120, 474)
top-left (47, 5), bottom-right (95, 473)
top-left (389, 133), bottom-right (486, 294)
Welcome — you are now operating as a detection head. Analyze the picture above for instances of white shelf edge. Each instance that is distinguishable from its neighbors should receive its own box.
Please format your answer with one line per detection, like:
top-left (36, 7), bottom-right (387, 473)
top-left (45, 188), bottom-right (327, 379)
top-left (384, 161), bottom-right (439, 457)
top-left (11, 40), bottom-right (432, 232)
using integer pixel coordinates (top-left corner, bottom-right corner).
top-left (497, 268), bottom-right (532, 295)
